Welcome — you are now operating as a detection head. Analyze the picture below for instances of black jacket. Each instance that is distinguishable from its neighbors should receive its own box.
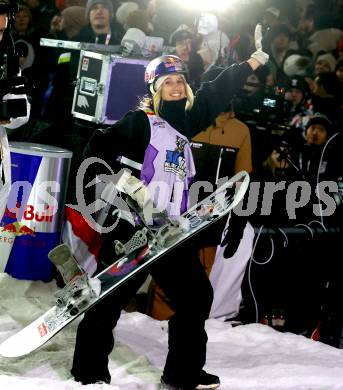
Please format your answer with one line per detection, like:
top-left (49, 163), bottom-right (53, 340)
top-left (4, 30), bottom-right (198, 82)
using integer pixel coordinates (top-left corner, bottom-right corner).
top-left (73, 23), bottom-right (125, 45)
top-left (84, 62), bottom-right (253, 168)
top-left (80, 61), bottom-right (253, 251)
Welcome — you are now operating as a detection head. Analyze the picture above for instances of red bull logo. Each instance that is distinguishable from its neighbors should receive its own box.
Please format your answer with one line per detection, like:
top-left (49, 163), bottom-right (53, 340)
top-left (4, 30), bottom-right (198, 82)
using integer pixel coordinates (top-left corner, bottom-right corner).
top-left (164, 56), bottom-right (182, 70)
top-left (17, 225), bottom-right (36, 237)
top-left (37, 322), bottom-right (48, 337)
top-left (144, 69), bottom-right (155, 82)
top-left (1, 222), bottom-right (36, 237)
top-left (2, 223), bottom-right (16, 233)
top-left (4, 203), bottom-right (55, 223)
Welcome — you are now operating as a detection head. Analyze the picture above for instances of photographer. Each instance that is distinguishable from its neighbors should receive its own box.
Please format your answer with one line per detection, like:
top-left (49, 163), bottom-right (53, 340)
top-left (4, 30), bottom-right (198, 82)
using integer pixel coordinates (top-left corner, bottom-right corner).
top-left (0, 4), bottom-right (30, 129)
top-left (0, 3), bottom-right (30, 220)
top-left (283, 75), bottom-right (311, 124)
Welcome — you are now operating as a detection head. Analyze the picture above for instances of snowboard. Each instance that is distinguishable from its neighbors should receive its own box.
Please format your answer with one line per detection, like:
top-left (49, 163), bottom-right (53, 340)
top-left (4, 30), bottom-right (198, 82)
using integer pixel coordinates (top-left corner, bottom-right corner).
top-left (0, 171), bottom-right (249, 358)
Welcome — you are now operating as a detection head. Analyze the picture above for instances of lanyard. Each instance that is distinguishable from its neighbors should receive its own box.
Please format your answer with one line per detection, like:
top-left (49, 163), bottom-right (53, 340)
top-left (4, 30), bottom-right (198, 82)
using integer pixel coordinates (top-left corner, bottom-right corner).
top-left (95, 32), bottom-right (111, 45)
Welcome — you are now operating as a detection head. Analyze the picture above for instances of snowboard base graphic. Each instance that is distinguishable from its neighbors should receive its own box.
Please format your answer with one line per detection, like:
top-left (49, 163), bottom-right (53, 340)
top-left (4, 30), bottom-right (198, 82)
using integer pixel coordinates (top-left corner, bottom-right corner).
top-left (0, 171), bottom-right (249, 357)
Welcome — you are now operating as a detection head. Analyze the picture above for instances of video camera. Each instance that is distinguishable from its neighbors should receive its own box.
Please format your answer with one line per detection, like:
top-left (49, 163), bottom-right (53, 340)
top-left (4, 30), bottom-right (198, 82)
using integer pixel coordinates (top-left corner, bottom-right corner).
top-left (0, 0), bottom-right (28, 121)
top-left (233, 88), bottom-right (286, 126)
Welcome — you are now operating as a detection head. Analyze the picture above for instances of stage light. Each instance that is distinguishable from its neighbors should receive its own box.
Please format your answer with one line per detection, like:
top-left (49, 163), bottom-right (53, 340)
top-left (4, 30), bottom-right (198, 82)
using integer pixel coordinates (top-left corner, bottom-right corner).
top-left (174, 0), bottom-right (234, 12)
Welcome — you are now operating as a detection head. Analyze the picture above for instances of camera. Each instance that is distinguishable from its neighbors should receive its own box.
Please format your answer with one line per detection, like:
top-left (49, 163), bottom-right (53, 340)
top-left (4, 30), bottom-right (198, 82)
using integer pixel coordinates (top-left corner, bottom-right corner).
top-left (0, 1), bottom-right (18, 15)
top-left (234, 88), bottom-right (286, 125)
top-left (0, 0), bottom-right (28, 120)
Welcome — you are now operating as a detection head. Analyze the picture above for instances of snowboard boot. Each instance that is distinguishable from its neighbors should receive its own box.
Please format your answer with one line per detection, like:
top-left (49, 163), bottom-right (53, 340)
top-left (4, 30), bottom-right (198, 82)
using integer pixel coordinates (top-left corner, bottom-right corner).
top-left (160, 370), bottom-right (220, 389)
top-left (48, 244), bottom-right (85, 284)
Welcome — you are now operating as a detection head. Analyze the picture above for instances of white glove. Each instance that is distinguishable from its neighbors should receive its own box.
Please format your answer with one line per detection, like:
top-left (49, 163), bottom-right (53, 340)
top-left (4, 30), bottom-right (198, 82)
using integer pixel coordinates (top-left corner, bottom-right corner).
top-left (116, 170), bottom-right (150, 209)
top-left (250, 23), bottom-right (269, 66)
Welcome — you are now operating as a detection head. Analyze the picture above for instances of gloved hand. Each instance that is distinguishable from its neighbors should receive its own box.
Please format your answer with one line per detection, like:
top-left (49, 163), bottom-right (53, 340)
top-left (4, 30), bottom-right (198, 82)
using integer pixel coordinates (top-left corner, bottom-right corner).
top-left (250, 23), bottom-right (269, 66)
top-left (220, 212), bottom-right (248, 259)
top-left (116, 170), bottom-right (150, 209)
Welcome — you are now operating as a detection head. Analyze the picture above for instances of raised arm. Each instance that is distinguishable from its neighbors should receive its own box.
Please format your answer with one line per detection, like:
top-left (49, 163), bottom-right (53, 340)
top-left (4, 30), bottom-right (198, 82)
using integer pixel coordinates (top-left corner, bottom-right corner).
top-left (187, 24), bottom-right (269, 137)
top-left (248, 23), bottom-right (269, 70)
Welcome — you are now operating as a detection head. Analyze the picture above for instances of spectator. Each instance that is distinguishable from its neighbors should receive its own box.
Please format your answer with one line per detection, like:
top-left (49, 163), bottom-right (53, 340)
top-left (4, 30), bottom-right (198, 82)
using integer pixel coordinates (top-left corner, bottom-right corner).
top-left (60, 6), bottom-right (86, 39)
top-left (74, 0), bottom-right (124, 44)
top-left (295, 4), bottom-right (316, 51)
top-left (14, 40), bottom-right (36, 98)
top-left (267, 23), bottom-right (298, 85)
top-left (49, 6), bottom-right (86, 39)
top-left (23, 0), bottom-right (57, 36)
top-left (196, 12), bottom-right (230, 69)
top-left (284, 76), bottom-right (311, 123)
top-left (305, 113), bottom-right (332, 146)
top-left (297, 113), bottom-right (341, 191)
top-left (12, 5), bottom-right (42, 52)
top-left (262, 7), bottom-right (281, 30)
top-left (306, 71), bottom-right (342, 121)
top-left (169, 25), bottom-right (205, 91)
top-left (13, 5), bottom-right (33, 38)
top-left (313, 52), bottom-right (337, 76)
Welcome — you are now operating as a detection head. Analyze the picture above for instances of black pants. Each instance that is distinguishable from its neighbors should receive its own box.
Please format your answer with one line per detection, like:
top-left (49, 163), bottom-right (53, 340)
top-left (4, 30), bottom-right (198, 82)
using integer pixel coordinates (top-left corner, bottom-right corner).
top-left (71, 243), bottom-right (213, 387)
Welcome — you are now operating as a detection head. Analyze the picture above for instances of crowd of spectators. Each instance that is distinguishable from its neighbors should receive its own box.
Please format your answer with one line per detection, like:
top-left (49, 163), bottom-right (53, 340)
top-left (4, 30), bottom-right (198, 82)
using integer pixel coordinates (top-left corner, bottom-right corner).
top-left (4, 0), bottom-right (342, 167)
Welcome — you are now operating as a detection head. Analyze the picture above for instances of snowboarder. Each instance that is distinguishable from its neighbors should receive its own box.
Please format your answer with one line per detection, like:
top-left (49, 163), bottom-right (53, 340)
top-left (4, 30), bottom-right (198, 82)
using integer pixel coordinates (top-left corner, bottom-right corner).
top-left (70, 24), bottom-right (269, 389)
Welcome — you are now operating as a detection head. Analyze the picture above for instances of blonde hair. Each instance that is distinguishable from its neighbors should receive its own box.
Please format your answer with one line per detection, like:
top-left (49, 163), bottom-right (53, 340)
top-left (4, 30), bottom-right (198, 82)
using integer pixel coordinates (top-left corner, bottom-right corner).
top-left (140, 74), bottom-right (194, 115)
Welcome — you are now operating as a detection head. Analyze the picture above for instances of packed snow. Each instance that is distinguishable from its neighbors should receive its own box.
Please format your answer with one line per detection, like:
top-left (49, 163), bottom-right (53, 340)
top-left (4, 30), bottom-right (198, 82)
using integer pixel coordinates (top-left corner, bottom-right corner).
top-left (0, 273), bottom-right (343, 390)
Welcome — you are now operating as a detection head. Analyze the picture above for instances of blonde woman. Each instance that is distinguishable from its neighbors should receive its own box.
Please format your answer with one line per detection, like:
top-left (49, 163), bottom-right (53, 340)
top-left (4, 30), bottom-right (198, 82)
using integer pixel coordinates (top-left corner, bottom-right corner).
top-left (71, 25), bottom-right (268, 389)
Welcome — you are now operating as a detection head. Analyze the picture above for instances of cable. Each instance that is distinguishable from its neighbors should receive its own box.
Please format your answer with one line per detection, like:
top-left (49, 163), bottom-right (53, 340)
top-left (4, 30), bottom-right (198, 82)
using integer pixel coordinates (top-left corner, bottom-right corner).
top-left (276, 227), bottom-right (289, 247)
top-left (247, 225), bottom-right (275, 323)
top-left (315, 132), bottom-right (339, 230)
top-left (251, 228), bottom-right (274, 265)
top-left (308, 219), bottom-right (326, 232)
top-left (294, 223), bottom-right (314, 239)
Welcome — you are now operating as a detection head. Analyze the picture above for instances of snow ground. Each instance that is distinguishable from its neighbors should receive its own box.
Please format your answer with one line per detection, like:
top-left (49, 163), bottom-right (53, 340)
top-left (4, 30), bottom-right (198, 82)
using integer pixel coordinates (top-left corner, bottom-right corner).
top-left (0, 272), bottom-right (343, 390)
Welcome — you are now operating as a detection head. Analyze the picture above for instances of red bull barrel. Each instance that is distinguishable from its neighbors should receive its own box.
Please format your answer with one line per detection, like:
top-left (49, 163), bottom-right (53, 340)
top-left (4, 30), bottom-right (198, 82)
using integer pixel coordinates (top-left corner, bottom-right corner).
top-left (0, 142), bottom-right (72, 281)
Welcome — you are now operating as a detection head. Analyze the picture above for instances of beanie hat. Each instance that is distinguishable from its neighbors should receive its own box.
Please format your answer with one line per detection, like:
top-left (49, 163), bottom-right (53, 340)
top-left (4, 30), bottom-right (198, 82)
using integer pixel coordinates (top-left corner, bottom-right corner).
top-left (85, 0), bottom-right (114, 21)
top-left (283, 54), bottom-right (311, 76)
top-left (306, 112), bottom-right (333, 134)
top-left (169, 24), bottom-right (194, 45)
top-left (61, 6), bottom-right (86, 35)
top-left (115, 1), bottom-right (139, 27)
top-left (286, 76), bottom-right (309, 93)
top-left (315, 53), bottom-right (337, 72)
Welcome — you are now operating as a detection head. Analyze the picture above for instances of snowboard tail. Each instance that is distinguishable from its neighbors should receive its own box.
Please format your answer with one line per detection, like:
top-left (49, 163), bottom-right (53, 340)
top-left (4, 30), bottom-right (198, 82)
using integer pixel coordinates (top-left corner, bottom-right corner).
top-left (0, 171), bottom-right (249, 357)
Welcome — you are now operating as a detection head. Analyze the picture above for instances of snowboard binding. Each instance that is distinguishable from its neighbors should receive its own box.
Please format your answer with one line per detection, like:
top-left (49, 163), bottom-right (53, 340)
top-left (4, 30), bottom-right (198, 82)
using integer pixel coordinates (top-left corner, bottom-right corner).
top-left (54, 273), bottom-right (101, 316)
top-left (114, 227), bottom-right (150, 255)
top-left (48, 244), bottom-right (101, 316)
